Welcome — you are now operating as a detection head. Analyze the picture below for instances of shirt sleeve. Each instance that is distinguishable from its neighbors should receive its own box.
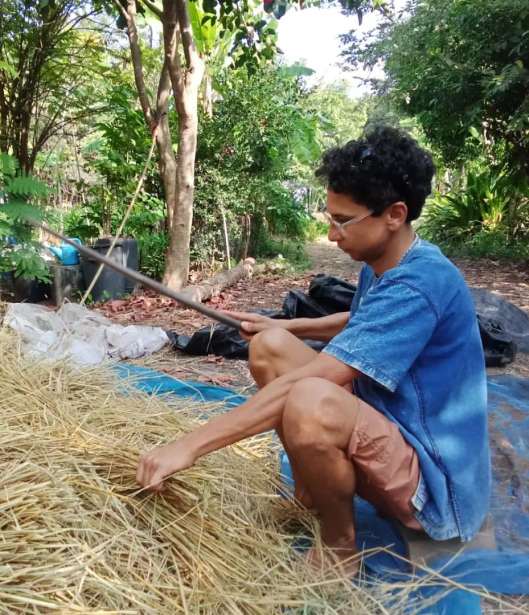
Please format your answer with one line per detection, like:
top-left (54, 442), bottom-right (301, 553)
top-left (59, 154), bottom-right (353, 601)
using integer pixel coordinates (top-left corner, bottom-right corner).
top-left (323, 278), bottom-right (439, 392)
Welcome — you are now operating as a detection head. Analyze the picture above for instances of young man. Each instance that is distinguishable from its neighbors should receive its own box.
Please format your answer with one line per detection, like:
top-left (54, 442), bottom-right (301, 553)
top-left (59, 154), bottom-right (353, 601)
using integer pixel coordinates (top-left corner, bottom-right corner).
top-left (136, 127), bottom-right (491, 575)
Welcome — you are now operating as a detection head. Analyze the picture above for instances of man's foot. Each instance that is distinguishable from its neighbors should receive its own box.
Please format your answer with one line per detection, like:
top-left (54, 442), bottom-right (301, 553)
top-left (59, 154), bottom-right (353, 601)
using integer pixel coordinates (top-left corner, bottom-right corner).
top-left (302, 536), bottom-right (360, 578)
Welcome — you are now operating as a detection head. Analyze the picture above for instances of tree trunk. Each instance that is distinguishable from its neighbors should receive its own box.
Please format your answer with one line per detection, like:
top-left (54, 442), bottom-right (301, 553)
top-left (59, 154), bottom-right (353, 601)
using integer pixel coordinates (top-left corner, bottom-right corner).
top-left (163, 107), bottom-right (202, 289)
top-left (155, 63), bottom-right (177, 230)
top-left (119, 0), bottom-right (204, 291)
top-left (221, 207), bottom-right (231, 269)
top-left (162, 0), bottom-right (204, 290)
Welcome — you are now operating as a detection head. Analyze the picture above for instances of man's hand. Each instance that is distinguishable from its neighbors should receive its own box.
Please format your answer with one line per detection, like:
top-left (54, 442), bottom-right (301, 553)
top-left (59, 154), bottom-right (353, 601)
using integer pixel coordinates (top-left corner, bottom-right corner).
top-left (136, 438), bottom-right (196, 492)
top-left (221, 310), bottom-right (288, 341)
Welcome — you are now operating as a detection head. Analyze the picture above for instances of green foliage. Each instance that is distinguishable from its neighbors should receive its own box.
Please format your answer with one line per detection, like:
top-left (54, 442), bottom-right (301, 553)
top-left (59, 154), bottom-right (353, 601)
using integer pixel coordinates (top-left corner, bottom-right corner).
top-left (0, 154), bottom-right (48, 226)
top-left (0, 154), bottom-right (51, 282)
top-left (341, 0), bottom-right (529, 171)
top-left (418, 145), bottom-right (529, 262)
top-left (420, 159), bottom-right (529, 241)
top-left (9, 245), bottom-right (52, 283)
top-left (138, 232), bottom-right (169, 280)
top-left (430, 229), bottom-right (529, 259)
top-left (278, 63), bottom-right (315, 78)
top-left (264, 184), bottom-right (307, 236)
top-left (0, 155), bottom-right (46, 230)
top-left (304, 219), bottom-right (329, 242)
top-left (62, 203), bottom-right (104, 243)
top-left (189, 0), bottom-right (222, 55)
top-left (257, 234), bottom-right (311, 271)
top-left (71, 84), bottom-right (163, 238)
top-left (303, 81), bottom-right (370, 149)
top-left (194, 65), bottom-right (320, 262)
top-left (96, 0), bottom-right (281, 73)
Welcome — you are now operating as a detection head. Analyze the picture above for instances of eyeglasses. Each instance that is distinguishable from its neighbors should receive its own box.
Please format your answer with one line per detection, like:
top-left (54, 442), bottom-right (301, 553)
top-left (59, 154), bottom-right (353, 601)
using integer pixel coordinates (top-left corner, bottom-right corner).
top-left (323, 209), bottom-right (374, 237)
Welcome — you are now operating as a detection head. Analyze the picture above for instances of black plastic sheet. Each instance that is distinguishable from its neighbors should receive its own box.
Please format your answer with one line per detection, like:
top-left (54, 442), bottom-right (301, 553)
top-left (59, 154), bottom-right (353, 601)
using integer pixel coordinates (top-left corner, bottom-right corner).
top-left (169, 276), bottom-right (525, 367)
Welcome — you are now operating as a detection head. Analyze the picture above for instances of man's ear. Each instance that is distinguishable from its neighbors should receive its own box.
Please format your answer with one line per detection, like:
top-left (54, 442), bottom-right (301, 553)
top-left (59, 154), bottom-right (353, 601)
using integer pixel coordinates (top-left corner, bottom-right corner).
top-left (386, 201), bottom-right (408, 229)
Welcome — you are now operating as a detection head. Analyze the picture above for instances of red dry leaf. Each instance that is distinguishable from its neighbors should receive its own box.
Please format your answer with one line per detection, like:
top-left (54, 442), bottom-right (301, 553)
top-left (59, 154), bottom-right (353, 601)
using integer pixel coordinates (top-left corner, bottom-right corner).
top-left (107, 300), bottom-right (128, 312)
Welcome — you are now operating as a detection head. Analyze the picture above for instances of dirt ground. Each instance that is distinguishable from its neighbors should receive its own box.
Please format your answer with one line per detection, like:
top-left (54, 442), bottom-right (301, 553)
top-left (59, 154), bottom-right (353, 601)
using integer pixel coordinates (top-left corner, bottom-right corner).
top-left (98, 237), bottom-right (529, 386)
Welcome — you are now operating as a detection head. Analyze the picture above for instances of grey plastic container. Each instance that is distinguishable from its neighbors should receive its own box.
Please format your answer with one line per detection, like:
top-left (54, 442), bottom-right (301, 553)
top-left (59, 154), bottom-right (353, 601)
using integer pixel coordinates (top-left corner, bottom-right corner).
top-left (50, 264), bottom-right (85, 306)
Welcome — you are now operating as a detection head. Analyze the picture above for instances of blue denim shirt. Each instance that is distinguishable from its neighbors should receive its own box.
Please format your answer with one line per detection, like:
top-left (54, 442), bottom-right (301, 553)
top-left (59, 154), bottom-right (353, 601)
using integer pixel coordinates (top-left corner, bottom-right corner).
top-left (323, 238), bottom-right (491, 541)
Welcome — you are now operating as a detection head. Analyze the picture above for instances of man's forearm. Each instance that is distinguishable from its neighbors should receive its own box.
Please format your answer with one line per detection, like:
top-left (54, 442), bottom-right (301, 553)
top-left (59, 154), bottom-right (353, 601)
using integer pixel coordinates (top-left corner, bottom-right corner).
top-left (285, 312), bottom-right (349, 341)
top-left (186, 370), bottom-right (301, 460)
top-left (135, 352), bottom-right (360, 490)
top-left (184, 352), bottom-right (358, 462)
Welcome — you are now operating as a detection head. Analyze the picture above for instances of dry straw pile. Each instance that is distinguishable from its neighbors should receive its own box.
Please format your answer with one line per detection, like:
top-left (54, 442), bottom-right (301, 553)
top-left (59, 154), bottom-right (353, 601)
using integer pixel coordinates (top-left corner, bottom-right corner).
top-left (0, 330), bottom-right (521, 614)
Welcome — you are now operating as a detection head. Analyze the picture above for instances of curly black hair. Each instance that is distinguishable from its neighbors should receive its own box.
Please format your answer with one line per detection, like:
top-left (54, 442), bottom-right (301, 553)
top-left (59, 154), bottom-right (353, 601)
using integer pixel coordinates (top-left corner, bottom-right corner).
top-left (315, 126), bottom-right (435, 222)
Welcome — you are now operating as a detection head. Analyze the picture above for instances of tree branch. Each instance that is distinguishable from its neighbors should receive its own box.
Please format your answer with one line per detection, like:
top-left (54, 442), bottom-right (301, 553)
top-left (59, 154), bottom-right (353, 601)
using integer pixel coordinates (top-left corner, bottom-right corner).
top-left (115, 0), bottom-right (155, 127)
top-left (162, 0), bottom-right (184, 100)
top-left (138, 0), bottom-right (163, 19)
top-left (112, 0), bottom-right (128, 20)
top-left (175, 0), bottom-right (200, 70)
top-left (157, 59), bottom-right (172, 117)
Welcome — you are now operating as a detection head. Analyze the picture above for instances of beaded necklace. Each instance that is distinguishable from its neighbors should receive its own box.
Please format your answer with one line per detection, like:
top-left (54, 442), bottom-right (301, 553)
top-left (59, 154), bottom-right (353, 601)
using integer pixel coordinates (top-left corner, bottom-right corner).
top-left (398, 233), bottom-right (420, 266)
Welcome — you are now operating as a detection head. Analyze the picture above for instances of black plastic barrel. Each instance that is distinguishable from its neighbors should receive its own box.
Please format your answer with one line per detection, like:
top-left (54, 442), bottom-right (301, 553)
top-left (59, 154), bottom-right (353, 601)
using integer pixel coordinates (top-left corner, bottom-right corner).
top-left (12, 273), bottom-right (52, 303)
top-left (120, 237), bottom-right (139, 294)
top-left (81, 239), bottom-right (126, 302)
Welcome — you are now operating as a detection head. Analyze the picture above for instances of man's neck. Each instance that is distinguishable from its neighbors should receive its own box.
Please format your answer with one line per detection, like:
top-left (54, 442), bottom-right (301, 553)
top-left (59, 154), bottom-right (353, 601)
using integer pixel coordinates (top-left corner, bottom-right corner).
top-left (368, 226), bottom-right (417, 277)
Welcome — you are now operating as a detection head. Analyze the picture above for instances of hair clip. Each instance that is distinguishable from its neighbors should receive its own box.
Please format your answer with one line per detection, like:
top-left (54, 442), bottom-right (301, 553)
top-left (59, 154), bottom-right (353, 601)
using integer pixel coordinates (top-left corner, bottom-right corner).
top-left (359, 148), bottom-right (372, 161)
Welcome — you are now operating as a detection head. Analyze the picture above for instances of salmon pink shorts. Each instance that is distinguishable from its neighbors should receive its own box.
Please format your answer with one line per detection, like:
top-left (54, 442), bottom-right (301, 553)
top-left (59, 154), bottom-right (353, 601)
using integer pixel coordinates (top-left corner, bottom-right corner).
top-left (348, 397), bottom-right (423, 531)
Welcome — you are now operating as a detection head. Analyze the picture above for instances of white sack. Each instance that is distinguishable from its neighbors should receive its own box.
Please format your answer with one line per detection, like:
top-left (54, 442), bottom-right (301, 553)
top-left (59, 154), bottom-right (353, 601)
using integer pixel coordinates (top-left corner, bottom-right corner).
top-left (4, 303), bottom-right (169, 366)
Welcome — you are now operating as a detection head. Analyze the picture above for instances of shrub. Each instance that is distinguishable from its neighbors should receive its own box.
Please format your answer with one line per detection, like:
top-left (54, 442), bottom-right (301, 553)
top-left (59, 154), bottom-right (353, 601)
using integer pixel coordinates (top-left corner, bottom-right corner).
top-left (304, 218), bottom-right (328, 242)
top-left (432, 229), bottom-right (529, 259)
top-left (0, 153), bottom-right (51, 282)
top-left (138, 232), bottom-right (169, 280)
top-left (418, 162), bottom-right (529, 254)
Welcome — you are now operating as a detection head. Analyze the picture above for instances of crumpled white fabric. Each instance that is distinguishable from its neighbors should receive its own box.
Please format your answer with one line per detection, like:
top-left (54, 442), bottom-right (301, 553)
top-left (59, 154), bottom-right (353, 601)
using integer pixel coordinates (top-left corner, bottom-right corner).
top-left (4, 303), bottom-right (169, 366)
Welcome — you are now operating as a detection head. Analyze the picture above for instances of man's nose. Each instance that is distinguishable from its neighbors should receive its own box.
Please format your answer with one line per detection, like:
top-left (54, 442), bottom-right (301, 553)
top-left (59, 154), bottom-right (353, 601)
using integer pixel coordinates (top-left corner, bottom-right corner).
top-left (328, 224), bottom-right (342, 243)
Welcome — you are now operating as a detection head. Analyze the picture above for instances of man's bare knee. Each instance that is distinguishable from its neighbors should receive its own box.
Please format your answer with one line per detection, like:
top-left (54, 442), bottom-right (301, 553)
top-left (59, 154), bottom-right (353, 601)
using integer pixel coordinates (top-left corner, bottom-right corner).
top-left (249, 328), bottom-right (296, 367)
top-left (283, 378), bottom-right (358, 450)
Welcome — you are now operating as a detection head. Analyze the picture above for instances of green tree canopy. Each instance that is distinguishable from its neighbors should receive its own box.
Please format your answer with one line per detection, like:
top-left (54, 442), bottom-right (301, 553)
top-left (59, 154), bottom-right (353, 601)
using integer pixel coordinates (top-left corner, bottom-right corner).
top-left (341, 0), bottom-right (529, 171)
top-left (0, 0), bottom-right (109, 171)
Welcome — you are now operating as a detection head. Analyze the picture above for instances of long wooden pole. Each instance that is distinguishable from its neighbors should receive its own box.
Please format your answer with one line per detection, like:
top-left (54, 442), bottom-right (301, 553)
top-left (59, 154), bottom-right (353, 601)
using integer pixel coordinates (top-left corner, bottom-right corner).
top-left (26, 217), bottom-right (243, 331)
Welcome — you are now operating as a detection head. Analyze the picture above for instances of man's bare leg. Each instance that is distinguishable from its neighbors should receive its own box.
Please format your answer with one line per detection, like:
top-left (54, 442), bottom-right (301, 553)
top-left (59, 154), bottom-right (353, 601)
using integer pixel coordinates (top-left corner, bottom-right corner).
top-left (249, 329), bottom-right (318, 507)
top-left (283, 377), bottom-right (360, 576)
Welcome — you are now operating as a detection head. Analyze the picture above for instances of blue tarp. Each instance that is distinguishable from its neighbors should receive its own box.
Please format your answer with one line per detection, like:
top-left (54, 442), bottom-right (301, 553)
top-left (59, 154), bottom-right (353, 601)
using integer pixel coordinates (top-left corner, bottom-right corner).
top-left (116, 365), bottom-right (529, 613)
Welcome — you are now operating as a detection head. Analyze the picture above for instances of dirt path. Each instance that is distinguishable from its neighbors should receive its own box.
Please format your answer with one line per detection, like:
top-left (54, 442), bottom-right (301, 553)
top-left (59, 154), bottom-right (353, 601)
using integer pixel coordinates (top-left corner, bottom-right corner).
top-left (305, 237), bottom-right (362, 282)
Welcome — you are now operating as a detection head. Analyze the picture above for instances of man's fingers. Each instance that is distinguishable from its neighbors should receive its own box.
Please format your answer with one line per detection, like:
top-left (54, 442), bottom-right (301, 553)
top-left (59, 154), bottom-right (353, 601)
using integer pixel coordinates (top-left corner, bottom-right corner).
top-left (147, 469), bottom-right (167, 492)
top-left (221, 310), bottom-right (260, 322)
top-left (136, 455), bottom-right (147, 487)
top-left (136, 453), bottom-right (166, 491)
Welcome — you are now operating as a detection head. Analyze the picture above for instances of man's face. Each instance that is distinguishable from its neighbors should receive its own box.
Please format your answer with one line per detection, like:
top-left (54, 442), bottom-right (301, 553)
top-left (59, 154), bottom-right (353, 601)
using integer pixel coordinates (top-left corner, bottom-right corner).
top-left (325, 189), bottom-right (394, 262)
